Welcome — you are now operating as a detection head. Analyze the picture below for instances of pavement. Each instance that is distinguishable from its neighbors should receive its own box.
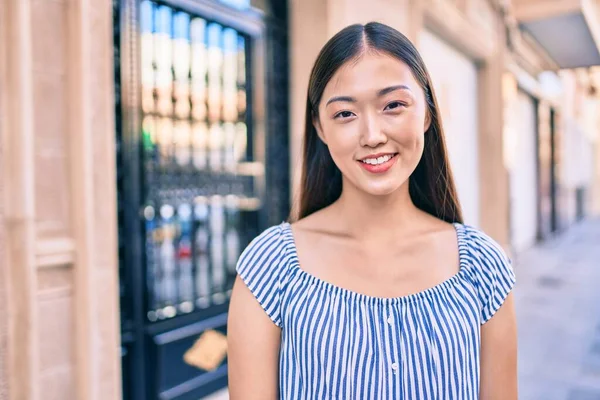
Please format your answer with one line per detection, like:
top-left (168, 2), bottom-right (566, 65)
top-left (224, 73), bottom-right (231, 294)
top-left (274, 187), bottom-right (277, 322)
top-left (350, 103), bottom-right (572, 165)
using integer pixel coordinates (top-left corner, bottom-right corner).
top-left (515, 217), bottom-right (600, 400)
top-left (204, 217), bottom-right (600, 399)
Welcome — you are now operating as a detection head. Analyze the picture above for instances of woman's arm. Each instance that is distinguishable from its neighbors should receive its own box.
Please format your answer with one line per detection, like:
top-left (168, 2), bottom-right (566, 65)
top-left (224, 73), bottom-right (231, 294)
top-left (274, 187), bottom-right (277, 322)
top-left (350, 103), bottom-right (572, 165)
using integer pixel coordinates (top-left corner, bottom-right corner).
top-left (227, 276), bottom-right (281, 400)
top-left (480, 292), bottom-right (518, 400)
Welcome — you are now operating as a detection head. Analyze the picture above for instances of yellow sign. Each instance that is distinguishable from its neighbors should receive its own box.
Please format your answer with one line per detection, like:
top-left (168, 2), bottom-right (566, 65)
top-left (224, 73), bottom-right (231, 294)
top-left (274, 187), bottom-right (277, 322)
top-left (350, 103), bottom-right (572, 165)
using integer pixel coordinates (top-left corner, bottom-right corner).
top-left (184, 330), bottom-right (228, 371)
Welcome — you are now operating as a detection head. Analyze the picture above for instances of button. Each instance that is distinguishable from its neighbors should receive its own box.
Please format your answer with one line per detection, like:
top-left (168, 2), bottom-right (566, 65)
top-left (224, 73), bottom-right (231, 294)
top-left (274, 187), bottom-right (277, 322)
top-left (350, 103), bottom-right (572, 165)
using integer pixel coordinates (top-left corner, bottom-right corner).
top-left (391, 363), bottom-right (398, 370)
top-left (387, 316), bottom-right (394, 325)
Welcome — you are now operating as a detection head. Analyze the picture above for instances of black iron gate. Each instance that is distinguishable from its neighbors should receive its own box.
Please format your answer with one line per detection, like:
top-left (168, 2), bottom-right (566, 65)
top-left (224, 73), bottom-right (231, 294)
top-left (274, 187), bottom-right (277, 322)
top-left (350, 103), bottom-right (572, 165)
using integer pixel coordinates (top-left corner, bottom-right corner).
top-left (114, 0), bottom-right (289, 398)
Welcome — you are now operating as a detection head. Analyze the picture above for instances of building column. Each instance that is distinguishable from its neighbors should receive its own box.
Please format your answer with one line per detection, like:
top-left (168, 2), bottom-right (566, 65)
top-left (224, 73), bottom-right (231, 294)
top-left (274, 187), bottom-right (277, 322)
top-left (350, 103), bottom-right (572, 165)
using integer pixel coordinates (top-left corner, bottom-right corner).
top-left (589, 69), bottom-right (600, 217)
top-left (67, 0), bottom-right (121, 398)
top-left (0, 1), bottom-right (7, 397)
top-left (478, 26), bottom-right (510, 248)
top-left (1, 0), bottom-right (39, 399)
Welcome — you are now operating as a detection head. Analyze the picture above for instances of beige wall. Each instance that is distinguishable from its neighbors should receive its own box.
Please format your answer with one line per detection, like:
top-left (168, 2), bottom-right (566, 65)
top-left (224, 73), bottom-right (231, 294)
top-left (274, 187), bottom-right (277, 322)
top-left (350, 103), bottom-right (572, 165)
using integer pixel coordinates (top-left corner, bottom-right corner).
top-left (0, 120), bottom-right (7, 400)
top-left (0, 0), bottom-right (121, 399)
top-left (0, 1), bottom-right (7, 397)
top-left (290, 0), bottom-right (510, 246)
top-left (0, 165), bottom-right (6, 400)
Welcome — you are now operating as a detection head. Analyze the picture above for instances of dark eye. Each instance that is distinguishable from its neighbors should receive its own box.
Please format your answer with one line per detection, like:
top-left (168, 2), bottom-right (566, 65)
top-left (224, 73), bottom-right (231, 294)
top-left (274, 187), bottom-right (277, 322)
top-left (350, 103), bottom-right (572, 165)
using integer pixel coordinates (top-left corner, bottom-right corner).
top-left (385, 101), bottom-right (405, 111)
top-left (334, 111), bottom-right (355, 119)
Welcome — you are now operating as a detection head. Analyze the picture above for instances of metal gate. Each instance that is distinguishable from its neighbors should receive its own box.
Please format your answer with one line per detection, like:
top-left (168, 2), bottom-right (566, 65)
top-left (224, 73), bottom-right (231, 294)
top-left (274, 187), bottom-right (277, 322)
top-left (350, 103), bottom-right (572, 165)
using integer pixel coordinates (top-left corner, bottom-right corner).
top-left (114, 0), bottom-right (289, 398)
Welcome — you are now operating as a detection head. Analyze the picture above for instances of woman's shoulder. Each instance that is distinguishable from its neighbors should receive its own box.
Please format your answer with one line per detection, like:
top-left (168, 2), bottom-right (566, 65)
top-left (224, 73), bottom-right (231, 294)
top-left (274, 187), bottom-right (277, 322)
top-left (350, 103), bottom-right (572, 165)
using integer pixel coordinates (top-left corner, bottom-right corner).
top-left (239, 222), bottom-right (290, 260)
top-left (457, 222), bottom-right (515, 289)
top-left (456, 223), bottom-right (516, 324)
top-left (236, 222), bottom-right (292, 274)
top-left (458, 223), bottom-right (511, 263)
top-left (235, 222), bottom-right (292, 327)
top-left (251, 222), bottom-right (289, 243)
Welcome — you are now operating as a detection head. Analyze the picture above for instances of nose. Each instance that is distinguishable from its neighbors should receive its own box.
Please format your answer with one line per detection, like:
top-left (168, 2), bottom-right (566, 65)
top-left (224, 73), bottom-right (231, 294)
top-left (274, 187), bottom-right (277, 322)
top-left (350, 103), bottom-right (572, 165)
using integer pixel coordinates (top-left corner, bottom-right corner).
top-left (359, 113), bottom-right (387, 148)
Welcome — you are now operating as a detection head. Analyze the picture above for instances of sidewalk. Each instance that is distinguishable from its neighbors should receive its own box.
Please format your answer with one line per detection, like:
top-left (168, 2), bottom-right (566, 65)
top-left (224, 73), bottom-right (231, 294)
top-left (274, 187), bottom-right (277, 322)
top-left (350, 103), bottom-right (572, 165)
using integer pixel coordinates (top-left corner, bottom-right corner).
top-left (515, 217), bottom-right (600, 400)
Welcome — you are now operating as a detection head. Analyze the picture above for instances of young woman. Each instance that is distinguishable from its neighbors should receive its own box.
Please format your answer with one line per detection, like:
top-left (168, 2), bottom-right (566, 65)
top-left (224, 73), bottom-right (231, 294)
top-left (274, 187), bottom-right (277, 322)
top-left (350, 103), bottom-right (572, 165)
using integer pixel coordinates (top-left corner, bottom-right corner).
top-left (228, 22), bottom-right (517, 399)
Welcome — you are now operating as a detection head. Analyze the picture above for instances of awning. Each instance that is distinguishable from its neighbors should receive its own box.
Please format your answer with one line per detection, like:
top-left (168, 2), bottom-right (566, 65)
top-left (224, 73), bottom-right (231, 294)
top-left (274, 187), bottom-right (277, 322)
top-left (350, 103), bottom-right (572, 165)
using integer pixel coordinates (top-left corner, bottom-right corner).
top-left (513, 0), bottom-right (600, 68)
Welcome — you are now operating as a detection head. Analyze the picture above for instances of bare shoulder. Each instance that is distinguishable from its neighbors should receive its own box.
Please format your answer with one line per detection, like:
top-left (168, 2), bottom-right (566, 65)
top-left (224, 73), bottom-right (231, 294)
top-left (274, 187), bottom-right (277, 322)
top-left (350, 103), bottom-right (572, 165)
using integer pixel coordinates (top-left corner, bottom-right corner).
top-left (459, 223), bottom-right (511, 262)
top-left (411, 211), bottom-right (457, 241)
top-left (403, 212), bottom-right (461, 270)
top-left (288, 205), bottom-right (349, 272)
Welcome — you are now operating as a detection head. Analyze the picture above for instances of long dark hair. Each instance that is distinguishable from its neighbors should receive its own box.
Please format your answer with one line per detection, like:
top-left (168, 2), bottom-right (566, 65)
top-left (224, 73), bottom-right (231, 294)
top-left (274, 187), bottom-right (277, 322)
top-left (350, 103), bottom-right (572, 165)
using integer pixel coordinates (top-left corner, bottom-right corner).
top-left (294, 22), bottom-right (463, 224)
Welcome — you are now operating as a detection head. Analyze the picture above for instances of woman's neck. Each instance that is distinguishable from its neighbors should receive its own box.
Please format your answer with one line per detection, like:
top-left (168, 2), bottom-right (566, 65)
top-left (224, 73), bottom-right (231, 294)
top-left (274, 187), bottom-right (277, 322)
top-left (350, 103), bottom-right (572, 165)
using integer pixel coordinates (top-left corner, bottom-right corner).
top-left (331, 181), bottom-right (423, 240)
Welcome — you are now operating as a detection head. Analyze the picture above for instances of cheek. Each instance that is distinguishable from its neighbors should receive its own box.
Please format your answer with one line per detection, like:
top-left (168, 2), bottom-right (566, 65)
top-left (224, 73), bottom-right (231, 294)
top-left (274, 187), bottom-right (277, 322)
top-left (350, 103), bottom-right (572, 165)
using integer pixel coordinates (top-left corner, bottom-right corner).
top-left (321, 124), bottom-right (359, 158)
top-left (387, 115), bottom-right (426, 150)
top-left (396, 132), bottom-right (424, 164)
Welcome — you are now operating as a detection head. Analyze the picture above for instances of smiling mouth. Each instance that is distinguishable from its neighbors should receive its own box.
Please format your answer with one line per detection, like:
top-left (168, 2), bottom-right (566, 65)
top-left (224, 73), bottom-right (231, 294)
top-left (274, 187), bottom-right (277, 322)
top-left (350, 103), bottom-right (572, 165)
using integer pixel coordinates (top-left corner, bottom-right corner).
top-left (357, 153), bottom-right (399, 174)
top-left (359, 153), bottom-right (398, 165)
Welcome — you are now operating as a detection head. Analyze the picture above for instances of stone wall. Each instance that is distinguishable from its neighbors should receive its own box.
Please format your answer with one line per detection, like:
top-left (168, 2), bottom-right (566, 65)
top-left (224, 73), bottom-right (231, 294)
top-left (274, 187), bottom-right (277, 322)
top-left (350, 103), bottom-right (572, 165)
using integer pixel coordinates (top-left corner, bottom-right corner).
top-left (0, 0), bottom-right (121, 399)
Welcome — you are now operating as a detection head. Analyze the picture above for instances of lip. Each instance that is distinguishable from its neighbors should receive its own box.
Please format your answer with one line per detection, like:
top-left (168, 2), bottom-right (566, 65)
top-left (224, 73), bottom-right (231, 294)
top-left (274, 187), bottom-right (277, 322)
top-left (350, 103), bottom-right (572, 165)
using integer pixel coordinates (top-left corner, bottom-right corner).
top-left (357, 153), bottom-right (398, 174)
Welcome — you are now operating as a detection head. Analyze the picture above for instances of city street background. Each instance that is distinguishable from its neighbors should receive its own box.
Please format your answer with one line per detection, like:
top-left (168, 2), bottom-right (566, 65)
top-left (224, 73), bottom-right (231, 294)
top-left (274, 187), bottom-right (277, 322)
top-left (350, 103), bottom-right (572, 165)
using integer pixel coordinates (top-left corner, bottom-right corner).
top-left (516, 218), bottom-right (600, 400)
top-left (2, 0), bottom-right (600, 399)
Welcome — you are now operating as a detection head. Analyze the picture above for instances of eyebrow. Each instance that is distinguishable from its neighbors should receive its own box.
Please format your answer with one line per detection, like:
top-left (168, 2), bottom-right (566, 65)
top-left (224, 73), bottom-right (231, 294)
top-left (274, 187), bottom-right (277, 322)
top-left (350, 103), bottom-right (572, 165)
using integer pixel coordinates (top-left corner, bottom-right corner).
top-left (378, 84), bottom-right (411, 96)
top-left (325, 84), bottom-right (412, 107)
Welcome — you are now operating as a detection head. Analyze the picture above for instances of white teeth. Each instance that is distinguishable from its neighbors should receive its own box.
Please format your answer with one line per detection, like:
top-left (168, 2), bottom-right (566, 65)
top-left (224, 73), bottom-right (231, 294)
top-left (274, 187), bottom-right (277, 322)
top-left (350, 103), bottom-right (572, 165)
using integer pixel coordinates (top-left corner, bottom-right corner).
top-left (362, 154), bottom-right (393, 165)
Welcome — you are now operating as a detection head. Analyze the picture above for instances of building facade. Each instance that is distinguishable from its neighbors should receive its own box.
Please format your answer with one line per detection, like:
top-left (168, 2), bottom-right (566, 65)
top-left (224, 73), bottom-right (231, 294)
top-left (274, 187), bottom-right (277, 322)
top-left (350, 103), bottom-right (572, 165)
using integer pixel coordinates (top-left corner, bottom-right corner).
top-left (1, 0), bottom-right (599, 399)
top-left (1, 0), bottom-right (121, 399)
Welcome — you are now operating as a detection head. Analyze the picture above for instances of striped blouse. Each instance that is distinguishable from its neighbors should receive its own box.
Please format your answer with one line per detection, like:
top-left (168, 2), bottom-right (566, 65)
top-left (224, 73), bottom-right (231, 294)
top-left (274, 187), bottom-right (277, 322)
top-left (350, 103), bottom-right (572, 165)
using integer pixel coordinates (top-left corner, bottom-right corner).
top-left (236, 222), bottom-right (516, 399)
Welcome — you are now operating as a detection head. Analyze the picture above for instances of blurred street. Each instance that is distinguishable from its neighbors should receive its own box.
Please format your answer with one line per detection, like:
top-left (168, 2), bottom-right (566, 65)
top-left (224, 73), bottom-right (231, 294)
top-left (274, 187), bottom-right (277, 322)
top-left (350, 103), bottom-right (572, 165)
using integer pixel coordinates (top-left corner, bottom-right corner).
top-left (516, 218), bottom-right (600, 400)
top-left (2, 0), bottom-right (600, 397)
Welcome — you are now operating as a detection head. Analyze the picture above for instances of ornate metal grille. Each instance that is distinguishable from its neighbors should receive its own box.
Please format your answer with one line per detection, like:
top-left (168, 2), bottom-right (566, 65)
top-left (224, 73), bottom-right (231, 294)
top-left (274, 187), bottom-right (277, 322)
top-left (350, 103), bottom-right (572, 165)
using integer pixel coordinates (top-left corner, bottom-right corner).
top-left (116, 0), bottom-right (289, 397)
top-left (138, 0), bottom-right (262, 322)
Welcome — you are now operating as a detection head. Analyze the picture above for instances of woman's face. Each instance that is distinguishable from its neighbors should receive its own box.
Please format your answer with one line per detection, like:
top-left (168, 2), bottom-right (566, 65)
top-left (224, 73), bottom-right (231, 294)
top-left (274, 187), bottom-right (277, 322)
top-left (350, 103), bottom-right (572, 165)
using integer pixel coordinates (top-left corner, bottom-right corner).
top-left (315, 51), bottom-right (430, 197)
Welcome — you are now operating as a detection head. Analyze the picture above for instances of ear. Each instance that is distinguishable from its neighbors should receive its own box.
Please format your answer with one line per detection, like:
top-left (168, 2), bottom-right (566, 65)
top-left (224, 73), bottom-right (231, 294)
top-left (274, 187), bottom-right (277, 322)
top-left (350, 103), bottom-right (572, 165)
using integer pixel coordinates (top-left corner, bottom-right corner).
top-left (424, 109), bottom-right (432, 133)
top-left (313, 114), bottom-right (327, 145)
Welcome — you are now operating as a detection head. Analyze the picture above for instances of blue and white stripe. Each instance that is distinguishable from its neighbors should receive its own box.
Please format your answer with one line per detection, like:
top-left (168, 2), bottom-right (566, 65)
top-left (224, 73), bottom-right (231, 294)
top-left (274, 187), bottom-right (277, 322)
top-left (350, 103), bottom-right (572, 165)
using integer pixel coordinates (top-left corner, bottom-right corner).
top-left (236, 222), bottom-right (515, 399)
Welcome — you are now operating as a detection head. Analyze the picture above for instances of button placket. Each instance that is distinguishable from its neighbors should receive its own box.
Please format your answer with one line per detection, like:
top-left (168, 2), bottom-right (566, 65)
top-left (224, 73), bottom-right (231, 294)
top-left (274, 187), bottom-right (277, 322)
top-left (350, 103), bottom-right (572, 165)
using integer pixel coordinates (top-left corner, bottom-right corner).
top-left (386, 305), bottom-right (398, 374)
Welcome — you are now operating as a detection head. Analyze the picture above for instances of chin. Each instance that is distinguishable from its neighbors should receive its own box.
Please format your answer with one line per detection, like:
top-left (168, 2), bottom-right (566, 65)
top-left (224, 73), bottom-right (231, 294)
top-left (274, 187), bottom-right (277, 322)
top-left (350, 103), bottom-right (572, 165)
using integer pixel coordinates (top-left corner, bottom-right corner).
top-left (341, 168), bottom-right (412, 198)
top-left (358, 181), bottom-right (406, 197)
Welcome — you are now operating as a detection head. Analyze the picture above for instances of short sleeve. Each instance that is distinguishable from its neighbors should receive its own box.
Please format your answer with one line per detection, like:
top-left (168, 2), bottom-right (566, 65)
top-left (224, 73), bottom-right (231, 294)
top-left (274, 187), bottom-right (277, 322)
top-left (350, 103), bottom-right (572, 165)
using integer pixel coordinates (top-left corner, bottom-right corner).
top-left (236, 224), bottom-right (288, 327)
top-left (464, 227), bottom-right (516, 324)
